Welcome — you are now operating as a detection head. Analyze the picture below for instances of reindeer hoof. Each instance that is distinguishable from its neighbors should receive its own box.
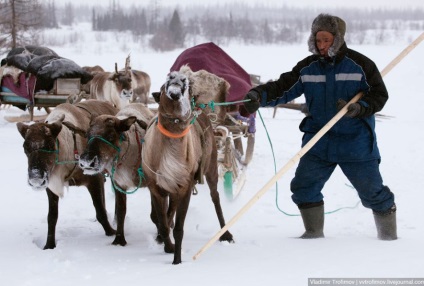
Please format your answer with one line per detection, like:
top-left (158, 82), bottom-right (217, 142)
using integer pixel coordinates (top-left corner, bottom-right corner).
top-left (44, 236), bottom-right (56, 249)
top-left (112, 235), bottom-right (127, 246)
top-left (172, 258), bottom-right (182, 265)
top-left (105, 228), bottom-right (116, 236)
top-left (219, 231), bottom-right (234, 243)
top-left (43, 243), bottom-right (56, 250)
top-left (164, 243), bottom-right (175, 254)
top-left (155, 234), bottom-right (164, 244)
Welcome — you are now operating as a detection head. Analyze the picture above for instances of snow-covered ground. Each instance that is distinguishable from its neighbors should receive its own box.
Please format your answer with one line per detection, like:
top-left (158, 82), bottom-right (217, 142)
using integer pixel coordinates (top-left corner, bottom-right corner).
top-left (0, 24), bottom-right (423, 285)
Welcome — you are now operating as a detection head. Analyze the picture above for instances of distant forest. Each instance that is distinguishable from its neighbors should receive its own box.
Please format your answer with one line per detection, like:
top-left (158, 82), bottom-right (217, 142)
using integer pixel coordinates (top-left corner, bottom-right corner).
top-left (39, 0), bottom-right (424, 51)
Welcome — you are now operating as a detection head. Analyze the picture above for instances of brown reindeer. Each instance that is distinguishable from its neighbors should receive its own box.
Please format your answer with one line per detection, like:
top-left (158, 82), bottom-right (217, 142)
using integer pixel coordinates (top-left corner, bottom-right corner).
top-left (16, 100), bottom-right (118, 249)
top-left (143, 71), bottom-right (234, 265)
top-left (78, 103), bottom-right (156, 246)
top-left (177, 64), bottom-right (228, 124)
top-left (130, 70), bottom-right (151, 104)
top-left (81, 65), bottom-right (105, 93)
top-left (89, 56), bottom-right (151, 109)
top-left (82, 65), bottom-right (105, 74)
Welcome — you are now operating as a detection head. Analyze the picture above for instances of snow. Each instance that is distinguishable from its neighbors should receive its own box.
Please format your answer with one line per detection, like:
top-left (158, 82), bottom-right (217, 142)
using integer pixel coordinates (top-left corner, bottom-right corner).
top-left (1, 27), bottom-right (423, 285)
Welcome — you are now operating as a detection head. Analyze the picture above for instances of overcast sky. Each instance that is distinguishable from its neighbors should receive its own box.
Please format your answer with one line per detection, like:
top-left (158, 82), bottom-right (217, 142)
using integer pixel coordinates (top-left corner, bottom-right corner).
top-left (64, 0), bottom-right (423, 9)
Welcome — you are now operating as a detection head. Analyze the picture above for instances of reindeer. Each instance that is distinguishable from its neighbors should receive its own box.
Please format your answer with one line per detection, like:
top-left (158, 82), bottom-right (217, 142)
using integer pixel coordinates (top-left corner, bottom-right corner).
top-left (143, 71), bottom-right (234, 265)
top-left (177, 64), bottom-right (228, 124)
top-left (130, 69), bottom-right (151, 105)
top-left (78, 103), bottom-right (156, 246)
top-left (81, 65), bottom-right (105, 94)
top-left (89, 56), bottom-right (151, 109)
top-left (16, 100), bottom-right (118, 249)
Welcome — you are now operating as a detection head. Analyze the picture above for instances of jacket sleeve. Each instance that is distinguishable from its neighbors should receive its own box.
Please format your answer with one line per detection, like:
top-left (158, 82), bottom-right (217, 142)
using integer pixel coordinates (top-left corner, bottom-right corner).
top-left (351, 50), bottom-right (389, 117)
top-left (251, 57), bottom-right (312, 107)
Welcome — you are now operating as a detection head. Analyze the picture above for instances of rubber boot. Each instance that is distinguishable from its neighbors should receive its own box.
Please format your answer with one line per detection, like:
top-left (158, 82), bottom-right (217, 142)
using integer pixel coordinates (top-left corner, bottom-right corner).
top-left (299, 205), bottom-right (325, 239)
top-left (373, 205), bottom-right (397, 240)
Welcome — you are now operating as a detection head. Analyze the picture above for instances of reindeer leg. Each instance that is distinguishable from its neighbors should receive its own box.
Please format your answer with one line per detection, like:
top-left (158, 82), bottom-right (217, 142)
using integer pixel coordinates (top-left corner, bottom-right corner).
top-left (44, 188), bottom-right (59, 249)
top-left (149, 192), bottom-right (162, 243)
top-left (151, 188), bottom-right (174, 254)
top-left (112, 187), bottom-right (127, 246)
top-left (206, 172), bottom-right (234, 243)
top-left (86, 175), bottom-right (116, 236)
top-left (167, 194), bottom-right (177, 229)
top-left (172, 187), bottom-right (192, 265)
top-left (151, 193), bottom-right (176, 243)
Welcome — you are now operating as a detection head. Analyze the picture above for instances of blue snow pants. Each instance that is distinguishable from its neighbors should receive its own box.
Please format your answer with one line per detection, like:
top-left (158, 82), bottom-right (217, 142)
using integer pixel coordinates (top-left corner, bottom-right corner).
top-left (290, 153), bottom-right (395, 212)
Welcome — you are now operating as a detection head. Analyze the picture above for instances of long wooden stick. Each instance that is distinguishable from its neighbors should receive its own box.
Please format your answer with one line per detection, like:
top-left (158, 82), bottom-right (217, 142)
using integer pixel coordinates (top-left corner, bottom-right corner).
top-left (380, 32), bottom-right (424, 77)
top-left (193, 31), bottom-right (424, 261)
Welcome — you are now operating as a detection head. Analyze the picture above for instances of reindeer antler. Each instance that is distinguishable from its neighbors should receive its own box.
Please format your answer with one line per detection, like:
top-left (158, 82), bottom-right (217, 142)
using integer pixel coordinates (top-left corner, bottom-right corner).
top-left (125, 54), bottom-right (131, 72)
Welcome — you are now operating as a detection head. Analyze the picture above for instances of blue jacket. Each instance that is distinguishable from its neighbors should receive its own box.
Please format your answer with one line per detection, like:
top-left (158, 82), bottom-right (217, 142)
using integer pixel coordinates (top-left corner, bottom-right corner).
top-left (254, 43), bottom-right (388, 162)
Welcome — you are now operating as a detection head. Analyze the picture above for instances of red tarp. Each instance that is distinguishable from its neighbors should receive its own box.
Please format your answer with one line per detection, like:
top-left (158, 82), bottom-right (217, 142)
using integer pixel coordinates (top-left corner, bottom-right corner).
top-left (2, 72), bottom-right (37, 103)
top-left (170, 42), bottom-right (252, 105)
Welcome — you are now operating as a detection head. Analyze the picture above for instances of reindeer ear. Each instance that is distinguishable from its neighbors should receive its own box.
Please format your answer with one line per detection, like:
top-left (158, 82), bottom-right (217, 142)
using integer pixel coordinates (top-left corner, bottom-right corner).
top-left (136, 119), bottom-right (148, 130)
top-left (108, 73), bottom-right (117, 81)
top-left (48, 121), bottom-right (63, 138)
top-left (117, 116), bottom-right (137, 132)
top-left (152, 91), bottom-right (161, 103)
top-left (152, 84), bottom-right (165, 103)
top-left (45, 114), bottom-right (65, 138)
top-left (16, 122), bottom-right (30, 138)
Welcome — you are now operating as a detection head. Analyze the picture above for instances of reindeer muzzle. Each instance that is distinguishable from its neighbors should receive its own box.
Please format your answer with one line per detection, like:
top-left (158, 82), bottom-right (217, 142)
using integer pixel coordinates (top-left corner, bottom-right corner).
top-left (28, 169), bottom-right (48, 190)
top-left (79, 155), bottom-right (101, 174)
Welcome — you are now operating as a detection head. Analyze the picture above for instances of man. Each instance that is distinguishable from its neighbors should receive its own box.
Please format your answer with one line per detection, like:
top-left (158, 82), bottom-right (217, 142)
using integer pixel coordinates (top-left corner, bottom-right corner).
top-left (244, 14), bottom-right (397, 240)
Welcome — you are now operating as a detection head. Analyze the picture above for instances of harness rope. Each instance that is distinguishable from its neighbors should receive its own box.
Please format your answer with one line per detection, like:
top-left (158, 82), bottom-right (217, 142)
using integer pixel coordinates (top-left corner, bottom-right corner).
top-left (256, 108), bottom-right (361, 216)
top-left (88, 132), bottom-right (145, 195)
top-left (36, 130), bottom-right (80, 182)
top-left (39, 137), bottom-right (79, 165)
top-left (155, 98), bottom-right (204, 139)
top-left (194, 97), bottom-right (362, 215)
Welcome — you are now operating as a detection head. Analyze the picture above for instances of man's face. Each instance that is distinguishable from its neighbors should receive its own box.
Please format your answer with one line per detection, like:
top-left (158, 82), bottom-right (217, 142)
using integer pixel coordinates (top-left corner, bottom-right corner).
top-left (316, 31), bottom-right (334, 57)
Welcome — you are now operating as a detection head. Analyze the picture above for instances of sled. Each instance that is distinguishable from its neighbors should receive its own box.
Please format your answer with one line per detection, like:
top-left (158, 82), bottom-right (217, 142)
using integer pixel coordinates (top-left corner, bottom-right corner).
top-left (0, 45), bottom-right (92, 122)
top-left (170, 42), bottom-right (256, 200)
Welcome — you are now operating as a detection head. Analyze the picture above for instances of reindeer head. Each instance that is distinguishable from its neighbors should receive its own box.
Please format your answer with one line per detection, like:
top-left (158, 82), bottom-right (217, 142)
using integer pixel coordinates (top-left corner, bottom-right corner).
top-left (79, 115), bottom-right (137, 175)
top-left (157, 71), bottom-right (192, 121)
top-left (110, 55), bottom-right (133, 101)
top-left (17, 115), bottom-right (64, 190)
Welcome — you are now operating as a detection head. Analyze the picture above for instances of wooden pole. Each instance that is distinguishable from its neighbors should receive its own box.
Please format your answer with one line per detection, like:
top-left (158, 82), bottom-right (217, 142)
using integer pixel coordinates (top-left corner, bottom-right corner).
top-left (193, 31), bottom-right (424, 261)
top-left (380, 32), bottom-right (424, 77)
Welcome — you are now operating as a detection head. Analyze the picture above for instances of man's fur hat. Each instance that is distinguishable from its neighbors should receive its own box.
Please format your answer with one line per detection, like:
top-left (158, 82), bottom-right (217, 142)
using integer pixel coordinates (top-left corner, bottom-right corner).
top-left (308, 13), bottom-right (346, 57)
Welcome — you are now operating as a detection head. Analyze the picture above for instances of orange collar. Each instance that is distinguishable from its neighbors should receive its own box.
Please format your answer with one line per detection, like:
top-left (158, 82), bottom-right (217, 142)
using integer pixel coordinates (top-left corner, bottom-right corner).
top-left (157, 118), bottom-right (191, 139)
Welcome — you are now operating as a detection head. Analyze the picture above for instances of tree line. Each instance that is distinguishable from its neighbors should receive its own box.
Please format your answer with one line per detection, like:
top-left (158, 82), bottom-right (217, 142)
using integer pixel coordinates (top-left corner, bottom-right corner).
top-left (90, 3), bottom-right (424, 51)
top-left (0, 0), bottom-right (423, 54)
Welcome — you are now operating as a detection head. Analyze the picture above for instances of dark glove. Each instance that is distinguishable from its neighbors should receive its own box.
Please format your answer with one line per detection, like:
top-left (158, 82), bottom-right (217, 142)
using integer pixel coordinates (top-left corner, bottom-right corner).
top-left (244, 90), bottom-right (261, 114)
top-left (336, 99), bottom-right (362, 118)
